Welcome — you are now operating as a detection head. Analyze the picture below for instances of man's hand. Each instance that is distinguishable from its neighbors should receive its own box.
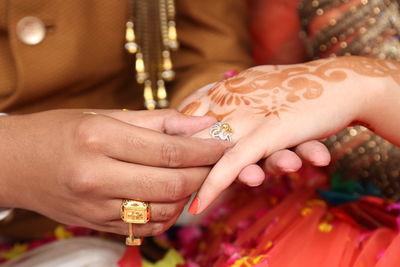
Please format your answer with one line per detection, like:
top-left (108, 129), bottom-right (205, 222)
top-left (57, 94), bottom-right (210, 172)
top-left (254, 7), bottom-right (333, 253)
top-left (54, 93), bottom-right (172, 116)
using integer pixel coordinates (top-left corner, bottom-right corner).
top-left (0, 109), bottom-right (231, 236)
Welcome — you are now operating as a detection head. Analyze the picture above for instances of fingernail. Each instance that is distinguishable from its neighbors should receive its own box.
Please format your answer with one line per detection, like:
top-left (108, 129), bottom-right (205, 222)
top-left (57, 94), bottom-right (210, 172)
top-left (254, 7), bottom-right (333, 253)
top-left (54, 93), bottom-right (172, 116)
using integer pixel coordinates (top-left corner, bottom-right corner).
top-left (283, 168), bottom-right (297, 173)
top-left (247, 181), bottom-right (263, 187)
top-left (188, 197), bottom-right (200, 215)
top-left (311, 158), bottom-right (330, 167)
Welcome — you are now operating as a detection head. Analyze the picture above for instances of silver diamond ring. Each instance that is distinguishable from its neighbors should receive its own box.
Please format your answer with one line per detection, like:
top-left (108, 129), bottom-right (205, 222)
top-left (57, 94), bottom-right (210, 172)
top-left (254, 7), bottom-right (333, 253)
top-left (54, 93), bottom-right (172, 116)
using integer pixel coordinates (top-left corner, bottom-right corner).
top-left (209, 122), bottom-right (233, 142)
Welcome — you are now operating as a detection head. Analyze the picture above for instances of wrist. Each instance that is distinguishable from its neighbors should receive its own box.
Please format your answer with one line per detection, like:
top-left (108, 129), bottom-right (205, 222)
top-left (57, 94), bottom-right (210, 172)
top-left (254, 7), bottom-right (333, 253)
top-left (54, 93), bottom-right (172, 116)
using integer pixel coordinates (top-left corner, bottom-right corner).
top-left (353, 76), bottom-right (382, 126)
top-left (0, 113), bottom-right (21, 209)
top-left (356, 70), bottom-right (400, 139)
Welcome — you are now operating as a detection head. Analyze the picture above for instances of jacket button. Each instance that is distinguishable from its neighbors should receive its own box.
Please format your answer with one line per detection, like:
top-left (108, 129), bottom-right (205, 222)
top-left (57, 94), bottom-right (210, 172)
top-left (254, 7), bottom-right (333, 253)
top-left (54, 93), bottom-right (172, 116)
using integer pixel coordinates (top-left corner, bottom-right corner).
top-left (16, 16), bottom-right (46, 45)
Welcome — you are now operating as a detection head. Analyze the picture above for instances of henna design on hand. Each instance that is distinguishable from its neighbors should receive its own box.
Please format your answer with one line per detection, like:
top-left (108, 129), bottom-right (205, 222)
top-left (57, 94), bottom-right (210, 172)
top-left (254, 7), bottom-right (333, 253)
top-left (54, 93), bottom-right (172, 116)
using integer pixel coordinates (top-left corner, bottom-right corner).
top-left (207, 56), bottom-right (400, 118)
top-left (181, 101), bottom-right (201, 116)
top-left (205, 110), bottom-right (234, 121)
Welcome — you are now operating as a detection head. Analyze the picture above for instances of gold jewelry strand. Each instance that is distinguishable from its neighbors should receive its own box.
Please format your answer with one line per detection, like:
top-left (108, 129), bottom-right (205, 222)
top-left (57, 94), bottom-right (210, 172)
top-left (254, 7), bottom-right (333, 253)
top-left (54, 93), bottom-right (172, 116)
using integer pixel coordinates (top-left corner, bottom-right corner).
top-left (126, 0), bottom-right (178, 110)
top-left (146, 0), bottom-right (160, 110)
top-left (157, 0), bottom-right (169, 109)
top-left (160, 0), bottom-right (169, 49)
top-left (166, 0), bottom-right (179, 50)
top-left (125, 21), bottom-right (138, 54)
top-left (125, 0), bottom-right (138, 54)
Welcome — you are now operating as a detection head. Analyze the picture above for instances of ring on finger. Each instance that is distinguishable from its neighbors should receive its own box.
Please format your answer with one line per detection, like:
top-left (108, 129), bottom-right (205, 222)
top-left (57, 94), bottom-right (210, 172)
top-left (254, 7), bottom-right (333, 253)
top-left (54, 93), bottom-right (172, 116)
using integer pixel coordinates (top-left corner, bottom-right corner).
top-left (120, 200), bottom-right (150, 246)
top-left (209, 122), bottom-right (234, 142)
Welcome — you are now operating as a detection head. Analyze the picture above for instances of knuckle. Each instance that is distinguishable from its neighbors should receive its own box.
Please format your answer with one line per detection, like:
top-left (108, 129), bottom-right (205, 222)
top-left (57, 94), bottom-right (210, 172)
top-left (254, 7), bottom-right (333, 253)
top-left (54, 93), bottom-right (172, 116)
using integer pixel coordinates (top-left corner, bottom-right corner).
top-left (66, 170), bottom-right (100, 195)
top-left (161, 143), bottom-right (183, 167)
top-left (164, 175), bottom-right (187, 201)
top-left (157, 205), bottom-right (177, 221)
top-left (73, 116), bottom-right (104, 152)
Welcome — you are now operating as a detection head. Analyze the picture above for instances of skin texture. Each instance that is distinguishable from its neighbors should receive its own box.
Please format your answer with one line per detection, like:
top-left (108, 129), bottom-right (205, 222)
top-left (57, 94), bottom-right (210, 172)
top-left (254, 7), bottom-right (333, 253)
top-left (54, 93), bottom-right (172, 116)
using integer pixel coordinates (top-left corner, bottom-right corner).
top-left (0, 109), bottom-right (231, 236)
top-left (182, 56), bottom-right (400, 120)
top-left (179, 56), bottom-right (400, 214)
top-left (181, 85), bottom-right (332, 187)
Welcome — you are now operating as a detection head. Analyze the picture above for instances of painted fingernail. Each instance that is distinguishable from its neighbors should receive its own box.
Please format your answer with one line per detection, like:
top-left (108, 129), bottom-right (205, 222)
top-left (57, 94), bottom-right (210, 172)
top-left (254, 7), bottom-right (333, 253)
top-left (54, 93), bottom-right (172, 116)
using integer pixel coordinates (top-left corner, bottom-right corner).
top-left (188, 196), bottom-right (200, 215)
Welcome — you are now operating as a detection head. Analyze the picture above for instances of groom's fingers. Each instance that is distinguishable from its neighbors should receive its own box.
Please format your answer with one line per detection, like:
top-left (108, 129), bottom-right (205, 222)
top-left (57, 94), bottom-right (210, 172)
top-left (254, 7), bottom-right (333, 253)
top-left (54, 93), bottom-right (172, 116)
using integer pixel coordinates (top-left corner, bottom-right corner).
top-left (105, 109), bottom-right (217, 136)
top-left (93, 115), bottom-right (231, 168)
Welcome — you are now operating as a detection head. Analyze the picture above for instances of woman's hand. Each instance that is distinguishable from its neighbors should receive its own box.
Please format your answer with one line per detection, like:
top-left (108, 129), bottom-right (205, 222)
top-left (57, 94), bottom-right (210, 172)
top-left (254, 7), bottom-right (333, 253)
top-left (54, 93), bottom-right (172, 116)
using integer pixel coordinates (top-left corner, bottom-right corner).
top-left (181, 56), bottom-right (399, 214)
top-left (180, 84), bottom-right (331, 187)
top-left (0, 109), bottom-right (231, 236)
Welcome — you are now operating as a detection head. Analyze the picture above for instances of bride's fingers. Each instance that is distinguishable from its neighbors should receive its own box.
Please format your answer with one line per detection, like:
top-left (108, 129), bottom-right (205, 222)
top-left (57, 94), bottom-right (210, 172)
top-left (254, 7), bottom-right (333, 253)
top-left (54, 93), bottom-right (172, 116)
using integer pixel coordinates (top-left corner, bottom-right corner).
top-left (261, 149), bottom-right (302, 175)
top-left (189, 123), bottom-right (284, 214)
top-left (294, 140), bottom-right (331, 166)
top-left (234, 147), bottom-right (314, 187)
top-left (259, 143), bottom-right (330, 177)
top-left (237, 164), bottom-right (266, 186)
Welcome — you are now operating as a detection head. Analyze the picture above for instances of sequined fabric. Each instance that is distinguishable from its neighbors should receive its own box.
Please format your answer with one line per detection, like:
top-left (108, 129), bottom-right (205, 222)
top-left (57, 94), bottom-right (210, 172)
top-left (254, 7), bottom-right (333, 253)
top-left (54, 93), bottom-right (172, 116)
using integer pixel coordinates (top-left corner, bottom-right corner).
top-left (298, 0), bottom-right (400, 200)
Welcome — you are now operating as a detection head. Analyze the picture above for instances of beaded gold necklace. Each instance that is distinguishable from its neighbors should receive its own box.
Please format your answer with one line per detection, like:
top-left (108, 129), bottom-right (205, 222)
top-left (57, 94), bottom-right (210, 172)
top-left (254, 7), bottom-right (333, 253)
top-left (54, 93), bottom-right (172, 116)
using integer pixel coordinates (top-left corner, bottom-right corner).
top-left (125, 0), bottom-right (178, 110)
